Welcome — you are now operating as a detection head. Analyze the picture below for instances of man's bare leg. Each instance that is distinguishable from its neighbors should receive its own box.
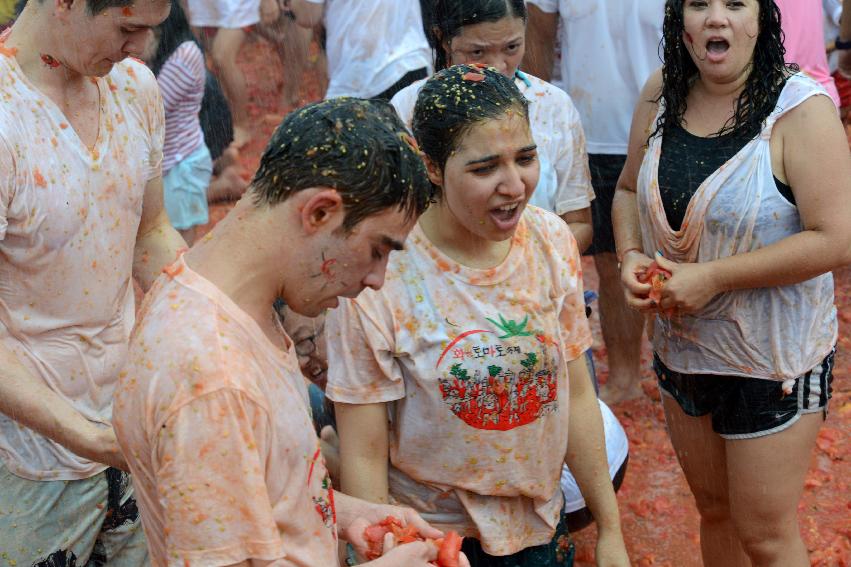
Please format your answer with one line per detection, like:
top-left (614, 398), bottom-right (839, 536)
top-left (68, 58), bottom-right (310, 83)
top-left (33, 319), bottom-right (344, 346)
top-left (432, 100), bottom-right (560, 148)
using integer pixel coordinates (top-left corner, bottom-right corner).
top-left (595, 251), bottom-right (645, 403)
top-left (210, 28), bottom-right (251, 147)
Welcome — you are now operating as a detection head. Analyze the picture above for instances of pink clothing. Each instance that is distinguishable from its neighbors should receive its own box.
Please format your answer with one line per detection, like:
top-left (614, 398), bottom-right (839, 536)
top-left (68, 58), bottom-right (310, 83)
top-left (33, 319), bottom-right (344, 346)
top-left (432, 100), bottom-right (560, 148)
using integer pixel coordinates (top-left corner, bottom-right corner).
top-left (776, 0), bottom-right (840, 106)
top-left (158, 41), bottom-right (207, 174)
top-left (114, 258), bottom-right (338, 567)
top-left (325, 206), bottom-right (592, 555)
top-left (0, 49), bottom-right (164, 480)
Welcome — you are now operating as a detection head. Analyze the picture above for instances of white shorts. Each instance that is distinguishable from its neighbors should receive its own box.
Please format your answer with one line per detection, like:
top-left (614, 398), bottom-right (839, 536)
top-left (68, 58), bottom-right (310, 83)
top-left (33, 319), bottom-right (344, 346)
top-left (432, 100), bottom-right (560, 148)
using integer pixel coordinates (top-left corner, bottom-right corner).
top-left (186, 0), bottom-right (260, 29)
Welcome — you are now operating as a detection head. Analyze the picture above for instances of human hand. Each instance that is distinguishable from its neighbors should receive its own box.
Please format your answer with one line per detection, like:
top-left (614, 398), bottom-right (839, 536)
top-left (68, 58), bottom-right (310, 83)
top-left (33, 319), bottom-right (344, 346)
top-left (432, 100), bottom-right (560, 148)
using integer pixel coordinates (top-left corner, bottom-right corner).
top-left (344, 504), bottom-right (444, 558)
top-left (594, 527), bottom-right (630, 567)
top-left (653, 253), bottom-right (722, 315)
top-left (365, 532), bottom-right (471, 567)
top-left (366, 539), bottom-right (437, 567)
top-left (260, 0), bottom-right (281, 25)
top-left (69, 424), bottom-right (128, 471)
top-left (620, 249), bottom-right (655, 312)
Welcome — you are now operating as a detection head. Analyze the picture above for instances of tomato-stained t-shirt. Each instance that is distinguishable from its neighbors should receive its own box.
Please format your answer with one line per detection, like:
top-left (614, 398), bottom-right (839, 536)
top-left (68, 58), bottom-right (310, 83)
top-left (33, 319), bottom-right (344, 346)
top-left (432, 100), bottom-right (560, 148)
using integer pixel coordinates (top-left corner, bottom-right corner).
top-left (114, 258), bottom-right (338, 567)
top-left (326, 206), bottom-right (592, 555)
top-left (0, 40), bottom-right (164, 480)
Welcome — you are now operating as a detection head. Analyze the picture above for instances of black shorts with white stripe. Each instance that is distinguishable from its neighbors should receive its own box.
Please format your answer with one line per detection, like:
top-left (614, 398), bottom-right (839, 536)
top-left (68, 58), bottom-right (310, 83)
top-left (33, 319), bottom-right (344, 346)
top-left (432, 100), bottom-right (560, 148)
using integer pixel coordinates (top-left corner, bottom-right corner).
top-left (654, 349), bottom-right (835, 439)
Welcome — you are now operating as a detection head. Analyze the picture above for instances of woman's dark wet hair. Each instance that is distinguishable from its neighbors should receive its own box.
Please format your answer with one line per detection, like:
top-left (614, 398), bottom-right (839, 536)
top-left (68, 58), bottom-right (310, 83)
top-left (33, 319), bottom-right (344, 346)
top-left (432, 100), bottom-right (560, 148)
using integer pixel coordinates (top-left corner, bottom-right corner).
top-left (149, 2), bottom-right (198, 76)
top-left (251, 98), bottom-right (434, 232)
top-left (654, 0), bottom-right (796, 139)
top-left (412, 64), bottom-right (529, 174)
top-left (425, 0), bottom-right (526, 71)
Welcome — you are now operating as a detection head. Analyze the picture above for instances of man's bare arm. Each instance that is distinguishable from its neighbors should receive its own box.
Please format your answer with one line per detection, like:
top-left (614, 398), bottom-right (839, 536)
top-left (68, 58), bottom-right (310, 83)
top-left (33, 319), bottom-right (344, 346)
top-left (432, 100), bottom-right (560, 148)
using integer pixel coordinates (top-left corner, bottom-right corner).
top-left (133, 176), bottom-right (187, 292)
top-left (522, 4), bottom-right (558, 81)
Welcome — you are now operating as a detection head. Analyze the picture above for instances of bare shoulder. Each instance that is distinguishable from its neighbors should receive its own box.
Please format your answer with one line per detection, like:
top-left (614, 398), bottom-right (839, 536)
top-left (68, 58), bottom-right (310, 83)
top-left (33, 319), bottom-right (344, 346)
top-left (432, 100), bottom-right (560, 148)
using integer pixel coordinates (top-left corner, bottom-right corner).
top-left (774, 92), bottom-right (841, 139)
top-left (637, 67), bottom-right (664, 118)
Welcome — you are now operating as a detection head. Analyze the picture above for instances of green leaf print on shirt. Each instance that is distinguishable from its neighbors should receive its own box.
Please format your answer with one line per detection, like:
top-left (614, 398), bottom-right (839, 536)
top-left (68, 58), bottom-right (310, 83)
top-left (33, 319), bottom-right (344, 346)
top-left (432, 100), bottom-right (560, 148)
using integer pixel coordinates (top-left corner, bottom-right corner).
top-left (486, 314), bottom-right (536, 339)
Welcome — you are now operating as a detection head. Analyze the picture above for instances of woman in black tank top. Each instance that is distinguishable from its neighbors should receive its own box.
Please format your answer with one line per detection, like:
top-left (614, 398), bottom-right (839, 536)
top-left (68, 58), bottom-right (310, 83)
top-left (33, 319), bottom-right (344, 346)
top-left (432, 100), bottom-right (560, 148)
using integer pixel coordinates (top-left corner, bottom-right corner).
top-left (610, 2), bottom-right (851, 566)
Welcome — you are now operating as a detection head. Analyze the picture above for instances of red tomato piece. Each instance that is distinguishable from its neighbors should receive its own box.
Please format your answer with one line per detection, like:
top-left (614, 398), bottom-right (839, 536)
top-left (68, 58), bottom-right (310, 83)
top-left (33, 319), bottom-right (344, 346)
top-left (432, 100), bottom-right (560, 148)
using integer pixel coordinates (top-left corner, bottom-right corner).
top-left (437, 531), bottom-right (463, 567)
top-left (637, 261), bottom-right (671, 303)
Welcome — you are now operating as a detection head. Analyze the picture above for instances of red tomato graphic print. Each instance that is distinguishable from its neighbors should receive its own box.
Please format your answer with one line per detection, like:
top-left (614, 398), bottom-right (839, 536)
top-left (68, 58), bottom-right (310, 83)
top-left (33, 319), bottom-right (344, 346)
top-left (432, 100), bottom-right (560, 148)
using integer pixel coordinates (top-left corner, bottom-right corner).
top-left (436, 314), bottom-right (560, 431)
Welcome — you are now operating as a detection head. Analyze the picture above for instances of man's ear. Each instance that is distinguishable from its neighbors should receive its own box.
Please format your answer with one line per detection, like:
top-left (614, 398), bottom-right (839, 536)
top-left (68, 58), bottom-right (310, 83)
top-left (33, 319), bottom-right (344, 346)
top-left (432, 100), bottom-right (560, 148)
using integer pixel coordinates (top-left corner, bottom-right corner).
top-left (54, 0), bottom-right (76, 17)
top-left (299, 188), bottom-right (344, 234)
top-left (423, 155), bottom-right (444, 188)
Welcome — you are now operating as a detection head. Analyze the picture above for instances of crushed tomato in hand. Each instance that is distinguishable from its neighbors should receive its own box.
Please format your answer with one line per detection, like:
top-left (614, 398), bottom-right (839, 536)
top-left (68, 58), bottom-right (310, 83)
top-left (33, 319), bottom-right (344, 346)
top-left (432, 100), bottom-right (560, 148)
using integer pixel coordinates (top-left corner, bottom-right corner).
top-left (637, 261), bottom-right (671, 304)
top-left (363, 515), bottom-right (463, 566)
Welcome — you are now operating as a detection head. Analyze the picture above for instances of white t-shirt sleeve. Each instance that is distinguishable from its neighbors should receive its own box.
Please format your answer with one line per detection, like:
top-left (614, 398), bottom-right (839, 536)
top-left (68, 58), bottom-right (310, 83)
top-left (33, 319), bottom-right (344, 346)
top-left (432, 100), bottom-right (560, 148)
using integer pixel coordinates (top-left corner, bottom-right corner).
top-left (130, 61), bottom-right (166, 181)
top-left (0, 137), bottom-right (14, 241)
top-left (526, 0), bottom-right (559, 13)
top-left (303, 0), bottom-right (324, 4)
top-left (325, 292), bottom-right (406, 404)
top-left (548, 214), bottom-right (592, 360)
top-left (389, 80), bottom-right (423, 132)
top-left (552, 98), bottom-right (594, 215)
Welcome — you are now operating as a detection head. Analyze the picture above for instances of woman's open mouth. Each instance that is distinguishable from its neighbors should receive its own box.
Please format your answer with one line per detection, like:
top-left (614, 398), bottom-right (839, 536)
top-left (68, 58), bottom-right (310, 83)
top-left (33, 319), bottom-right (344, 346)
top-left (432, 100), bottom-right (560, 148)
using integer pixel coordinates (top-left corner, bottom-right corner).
top-left (489, 202), bottom-right (523, 231)
top-left (705, 38), bottom-right (730, 62)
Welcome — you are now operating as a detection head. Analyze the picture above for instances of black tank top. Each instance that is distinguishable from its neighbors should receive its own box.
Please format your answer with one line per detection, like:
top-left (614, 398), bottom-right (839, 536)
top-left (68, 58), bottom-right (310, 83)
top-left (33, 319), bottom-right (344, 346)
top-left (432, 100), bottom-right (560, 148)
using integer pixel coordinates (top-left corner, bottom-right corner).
top-left (658, 112), bottom-right (795, 232)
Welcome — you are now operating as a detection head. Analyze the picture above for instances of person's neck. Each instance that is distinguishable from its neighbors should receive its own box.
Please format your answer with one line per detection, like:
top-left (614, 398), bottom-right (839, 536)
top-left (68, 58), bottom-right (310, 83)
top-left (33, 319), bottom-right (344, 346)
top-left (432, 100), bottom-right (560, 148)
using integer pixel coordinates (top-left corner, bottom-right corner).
top-left (694, 69), bottom-right (749, 101)
top-left (418, 203), bottom-right (512, 269)
top-left (184, 199), bottom-right (285, 339)
top-left (5, 9), bottom-right (89, 91)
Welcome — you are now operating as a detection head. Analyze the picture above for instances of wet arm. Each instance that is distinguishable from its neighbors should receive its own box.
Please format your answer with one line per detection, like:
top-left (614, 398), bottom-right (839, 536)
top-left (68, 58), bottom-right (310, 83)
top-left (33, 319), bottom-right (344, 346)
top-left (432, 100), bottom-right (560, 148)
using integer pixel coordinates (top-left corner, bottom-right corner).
top-left (0, 342), bottom-right (126, 468)
top-left (611, 70), bottom-right (663, 258)
top-left (705, 95), bottom-right (851, 293)
top-left (561, 208), bottom-right (593, 254)
top-left (564, 357), bottom-right (624, 539)
top-left (335, 401), bottom-right (391, 504)
top-left (133, 176), bottom-right (187, 292)
top-left (523, 4), bottom-right (558, 81)
top-left (611, 71), bottom-right (663, 310)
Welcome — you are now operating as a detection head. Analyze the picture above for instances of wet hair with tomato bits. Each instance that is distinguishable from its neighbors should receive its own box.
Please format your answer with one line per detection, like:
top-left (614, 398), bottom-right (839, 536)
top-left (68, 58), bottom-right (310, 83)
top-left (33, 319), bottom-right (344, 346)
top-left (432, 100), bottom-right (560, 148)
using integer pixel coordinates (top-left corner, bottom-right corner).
top-left (426, 0), bottom-right (526, 71)
top-left (251, 98), bottom-right (434, 232)
top-left (412, 64), bottom-right (529, 175)
top-left (654, 0), bottom-right (796, 139)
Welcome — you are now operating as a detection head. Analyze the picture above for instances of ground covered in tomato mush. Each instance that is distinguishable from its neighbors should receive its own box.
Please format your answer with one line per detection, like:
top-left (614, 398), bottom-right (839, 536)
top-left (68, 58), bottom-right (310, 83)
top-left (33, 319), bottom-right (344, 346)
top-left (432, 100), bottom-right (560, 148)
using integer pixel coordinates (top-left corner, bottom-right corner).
top-left (201, 37), bottom-right (851, 567)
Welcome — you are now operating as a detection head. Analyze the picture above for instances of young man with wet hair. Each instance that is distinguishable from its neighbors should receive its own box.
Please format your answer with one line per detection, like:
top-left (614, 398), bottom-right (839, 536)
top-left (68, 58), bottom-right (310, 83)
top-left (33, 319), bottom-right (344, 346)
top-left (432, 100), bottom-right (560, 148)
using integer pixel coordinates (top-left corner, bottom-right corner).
top-left (112, 98), bottom-right (459, 567)
top-left (0, 0), bottom-right (184, 563)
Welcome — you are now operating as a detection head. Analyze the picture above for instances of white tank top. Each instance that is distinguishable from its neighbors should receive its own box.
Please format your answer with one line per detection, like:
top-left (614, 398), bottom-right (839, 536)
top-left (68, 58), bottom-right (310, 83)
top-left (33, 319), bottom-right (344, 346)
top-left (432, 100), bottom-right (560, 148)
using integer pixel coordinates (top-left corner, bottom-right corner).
top-left (637, 73), bottom-right (837, 381)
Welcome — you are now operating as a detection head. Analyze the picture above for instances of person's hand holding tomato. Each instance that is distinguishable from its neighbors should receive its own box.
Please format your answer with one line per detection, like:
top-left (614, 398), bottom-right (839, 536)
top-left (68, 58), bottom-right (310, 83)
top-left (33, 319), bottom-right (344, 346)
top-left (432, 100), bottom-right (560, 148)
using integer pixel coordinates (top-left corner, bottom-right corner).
top-left (345, 505), bottom-right (442, 559)
top-left (619, 249), bottom-right (655, 312)
top-left (652, 253), bottom-right (723, 315)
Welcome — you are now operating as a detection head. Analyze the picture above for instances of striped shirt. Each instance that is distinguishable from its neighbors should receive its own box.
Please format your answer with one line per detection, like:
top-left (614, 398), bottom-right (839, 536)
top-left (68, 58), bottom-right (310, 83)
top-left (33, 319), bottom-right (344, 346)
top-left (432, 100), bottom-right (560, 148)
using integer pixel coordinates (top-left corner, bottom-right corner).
top-left (157, 41), bottom-right (206, 175)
